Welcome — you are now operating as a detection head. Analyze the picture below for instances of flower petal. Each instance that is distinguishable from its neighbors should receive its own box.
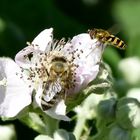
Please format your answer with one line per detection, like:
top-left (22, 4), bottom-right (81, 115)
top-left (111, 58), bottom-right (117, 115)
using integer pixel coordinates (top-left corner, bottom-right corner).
top-left (32, 28), bottom-right (53, 52)
top-left (15, 28), bottom-right (53, 68)
top-left (71, 33), bottom-right (103, 81)
top-left (62, 33), bottom-right (104, 93)
top-left (44, 99), bottom-right (70, 121)
top-left (0, 58), bottom-right (32, 117)
top-left (15, 46), bottom-right (38, 69)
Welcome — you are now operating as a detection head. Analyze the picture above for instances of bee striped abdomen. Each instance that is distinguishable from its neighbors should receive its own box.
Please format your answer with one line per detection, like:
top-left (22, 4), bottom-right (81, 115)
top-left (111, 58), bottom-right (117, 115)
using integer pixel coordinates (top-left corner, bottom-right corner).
top-left (41, 100), bottom-right (54, 110)
top-left (41, 94), bottom-right (60, 110)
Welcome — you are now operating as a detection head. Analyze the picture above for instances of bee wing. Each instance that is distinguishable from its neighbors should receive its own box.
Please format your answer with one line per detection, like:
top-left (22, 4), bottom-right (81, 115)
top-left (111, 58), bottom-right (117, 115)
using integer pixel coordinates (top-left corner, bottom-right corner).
top-left (40, 80), bottom-right (62, 110)
top-left (43, 80), bottom-right (62, 102)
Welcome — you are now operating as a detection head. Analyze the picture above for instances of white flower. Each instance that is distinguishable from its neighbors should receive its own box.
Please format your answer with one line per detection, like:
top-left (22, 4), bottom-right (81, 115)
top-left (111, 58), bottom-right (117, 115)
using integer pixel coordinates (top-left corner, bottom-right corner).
top-left (118, 57), bottom-right (140, 85)
top-left (0, 57), bottom-right (32, 118)
top-left (0, 28), bottom-right (105, 121)
top-left (0, 124), bottom-right (16, 140)
top-left (127, 88), bottom-right (140, 102)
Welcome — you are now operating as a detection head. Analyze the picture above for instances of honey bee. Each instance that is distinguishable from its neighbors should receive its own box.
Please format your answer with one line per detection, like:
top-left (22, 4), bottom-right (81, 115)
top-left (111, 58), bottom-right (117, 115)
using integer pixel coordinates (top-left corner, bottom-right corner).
top-left (88, 28), bottom-right (126, 49)
top-left (41, 55), bottom-right (73, 110)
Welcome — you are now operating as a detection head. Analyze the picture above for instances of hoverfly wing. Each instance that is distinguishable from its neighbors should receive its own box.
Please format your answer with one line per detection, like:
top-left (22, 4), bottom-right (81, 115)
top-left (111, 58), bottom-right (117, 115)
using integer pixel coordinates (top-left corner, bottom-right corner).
top-left (107, 24), bottom-right (121, 35)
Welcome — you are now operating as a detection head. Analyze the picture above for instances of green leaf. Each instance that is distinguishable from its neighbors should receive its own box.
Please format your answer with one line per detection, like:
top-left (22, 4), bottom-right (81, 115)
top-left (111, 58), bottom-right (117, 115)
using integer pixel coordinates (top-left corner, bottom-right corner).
top-left (19, 110), bottom-right (58, 135)
top-left (109, 124), bottom-right (131, 140)
top-left (116, 97), bottom-right (140, 130)
top-left (132, 128), bottom-right (140, 139)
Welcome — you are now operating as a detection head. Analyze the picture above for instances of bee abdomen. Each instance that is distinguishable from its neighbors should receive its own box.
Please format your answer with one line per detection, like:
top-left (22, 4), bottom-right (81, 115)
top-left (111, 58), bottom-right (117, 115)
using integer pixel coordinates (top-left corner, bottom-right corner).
top-left (41, 94), bottom-right (60, 111)
top-left (41, 101), bottom-right (54, 110)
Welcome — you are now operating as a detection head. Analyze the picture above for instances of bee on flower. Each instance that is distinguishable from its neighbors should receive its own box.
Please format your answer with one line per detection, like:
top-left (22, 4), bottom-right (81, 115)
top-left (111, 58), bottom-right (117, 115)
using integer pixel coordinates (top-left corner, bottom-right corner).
top-left (0, 28), bottom-right (105, 121)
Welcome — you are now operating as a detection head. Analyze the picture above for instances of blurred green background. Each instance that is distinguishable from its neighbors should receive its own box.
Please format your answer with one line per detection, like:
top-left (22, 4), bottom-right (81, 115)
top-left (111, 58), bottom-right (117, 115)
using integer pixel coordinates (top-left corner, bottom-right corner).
top-left (0, 0), bottom-right (140, 139)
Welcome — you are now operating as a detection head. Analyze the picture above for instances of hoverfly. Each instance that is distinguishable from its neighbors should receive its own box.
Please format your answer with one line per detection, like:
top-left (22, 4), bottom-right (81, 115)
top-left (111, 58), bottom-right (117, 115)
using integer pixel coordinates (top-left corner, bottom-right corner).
top-left (88, 28), bottom-right (126, 49)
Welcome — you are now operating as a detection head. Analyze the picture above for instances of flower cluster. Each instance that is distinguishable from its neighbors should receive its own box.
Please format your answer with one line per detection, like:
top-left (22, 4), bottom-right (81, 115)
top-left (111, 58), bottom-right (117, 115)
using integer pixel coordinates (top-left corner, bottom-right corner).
top-left (0, 28), bottom-right (105, 121)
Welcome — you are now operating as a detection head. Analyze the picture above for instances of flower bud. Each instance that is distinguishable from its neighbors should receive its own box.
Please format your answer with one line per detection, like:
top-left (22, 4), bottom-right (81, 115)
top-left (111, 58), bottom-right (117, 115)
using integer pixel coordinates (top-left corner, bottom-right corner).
top-left (35, 135), bottom-right (53, 140)
top-left (54, 129), bottom-right (76, 140)
top-left (0, 124), bottom-right (16, 140)
top-left (116, 97), bottom-right (140, 130)
top-left (97, 98), bottom-right (116, 122)
top-left (127, 88), bottom-right (140, 102)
